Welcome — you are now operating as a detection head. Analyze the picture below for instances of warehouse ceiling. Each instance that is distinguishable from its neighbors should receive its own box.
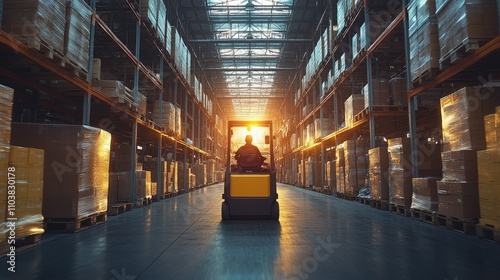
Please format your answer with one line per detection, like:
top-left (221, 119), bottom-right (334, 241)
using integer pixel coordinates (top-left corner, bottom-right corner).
top-left (179, 0), bottom-right (327, 121)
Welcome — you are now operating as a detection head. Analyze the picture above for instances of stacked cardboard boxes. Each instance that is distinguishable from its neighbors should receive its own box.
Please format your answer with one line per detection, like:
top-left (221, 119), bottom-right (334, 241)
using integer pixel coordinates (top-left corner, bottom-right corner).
top-left (166, 160), bottom-right (178, 193)
top-left (314, 118), bottom-right (333, 139)
top-left (336, 145), bottom-right (345, 194)
top-left (411, 177), bottom-right (439, 212)
top-left (438, 87), bottom-right (500, 219)
top-left (192, 163), bottom-right (207, 187)
top-left (143, 159), bottom-right (168, 197)
top-left (2, 0), bottom-right (66, 56)
top-left (408, 0), bottom-right (439, 83)
top-left (369, 146), bottom-right (389, 201)
top-left (325, 160), bottom-right (336, 193)
top-left (177, 163), bottom-right (192, 192)
top-left (0, 85), bottom-right (14, 239)
top-left (362, 79), bottom-right (390, 108)
top-left (6, 147), bottom-right (45, 240)
top-left (388, 138), bottom-right (413, 207)
top-left (390, 77), bottom-right (408, 107)
top-left (64, 0), bottom-right (91, 74)
top-left (344, 94), bottom-right (364, 128)
top-left (11, 124), bottom-right (111, 219)
top-left (436, 0), bottom-right (499, 69)
top-left (206, 159), bottom-right (216, 185)
top-left (478, 107), bottom-right (500, 227)
top-left (152, 101), bottom-right (176, 133)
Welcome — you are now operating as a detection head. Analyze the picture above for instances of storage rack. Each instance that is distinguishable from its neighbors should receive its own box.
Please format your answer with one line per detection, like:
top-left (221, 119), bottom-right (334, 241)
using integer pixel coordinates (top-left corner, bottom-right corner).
top-left (275, 0), bottom-right (500, 194)
top-left (0, 0), bottom-right (226, 199)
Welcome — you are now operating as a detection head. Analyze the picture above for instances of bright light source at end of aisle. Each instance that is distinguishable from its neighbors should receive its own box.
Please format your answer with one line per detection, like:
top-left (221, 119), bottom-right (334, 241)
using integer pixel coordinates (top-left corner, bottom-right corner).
top-left (137, 146), bottom-right (143, 150)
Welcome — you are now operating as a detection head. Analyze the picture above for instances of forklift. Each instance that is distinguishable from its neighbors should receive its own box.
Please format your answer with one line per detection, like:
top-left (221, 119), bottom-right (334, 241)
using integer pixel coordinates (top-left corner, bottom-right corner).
top-left (221, 120), bottom-right (279, 220)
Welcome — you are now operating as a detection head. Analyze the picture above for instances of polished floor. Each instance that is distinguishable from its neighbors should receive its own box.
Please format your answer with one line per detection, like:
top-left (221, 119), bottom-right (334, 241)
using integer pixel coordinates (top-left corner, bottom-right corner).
top-left (2, 183), bottom-right (500, 279)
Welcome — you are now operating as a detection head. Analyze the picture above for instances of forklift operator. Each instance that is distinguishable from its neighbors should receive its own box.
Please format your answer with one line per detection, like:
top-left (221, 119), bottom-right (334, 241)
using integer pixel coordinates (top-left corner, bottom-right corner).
top-left (235, 135), bottom-right (266, 166)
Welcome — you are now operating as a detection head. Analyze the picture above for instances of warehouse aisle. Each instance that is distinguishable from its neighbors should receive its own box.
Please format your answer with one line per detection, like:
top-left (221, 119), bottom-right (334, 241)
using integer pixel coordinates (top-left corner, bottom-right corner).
top-left (2, 183), bottom-right (500, 280)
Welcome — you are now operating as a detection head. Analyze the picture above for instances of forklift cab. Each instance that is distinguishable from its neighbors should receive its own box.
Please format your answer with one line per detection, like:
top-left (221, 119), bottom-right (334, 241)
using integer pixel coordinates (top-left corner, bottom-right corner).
top-left (222, 121), bottom-right (279, 220)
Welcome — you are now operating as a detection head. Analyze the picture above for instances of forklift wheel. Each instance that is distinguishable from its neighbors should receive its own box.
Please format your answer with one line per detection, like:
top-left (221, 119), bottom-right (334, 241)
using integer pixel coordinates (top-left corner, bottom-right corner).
top-left (222, 202), bottom-right (230, 220)
top-left (271, 202), bottom-right (279, 220)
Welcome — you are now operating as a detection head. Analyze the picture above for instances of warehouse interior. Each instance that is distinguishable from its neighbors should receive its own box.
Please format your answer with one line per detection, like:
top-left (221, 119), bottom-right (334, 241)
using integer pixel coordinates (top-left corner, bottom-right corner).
top-left (1, 0), bottom-right (500, 279)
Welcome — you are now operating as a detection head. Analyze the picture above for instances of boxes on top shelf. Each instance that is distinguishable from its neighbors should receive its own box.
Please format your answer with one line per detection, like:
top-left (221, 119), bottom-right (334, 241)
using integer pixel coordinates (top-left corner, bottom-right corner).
top-left (436, 0), bottom-right (499, 69)
top-left (64, 0), bottom-right (92, 75)
top-left (11, 123), bottom-right (111, 219)
top-left (141, 0), bottom-right (159, 29)
top-left (408, 0), bottom-right (439, 83)
top-left (2, 0), bottom-right (66, 56)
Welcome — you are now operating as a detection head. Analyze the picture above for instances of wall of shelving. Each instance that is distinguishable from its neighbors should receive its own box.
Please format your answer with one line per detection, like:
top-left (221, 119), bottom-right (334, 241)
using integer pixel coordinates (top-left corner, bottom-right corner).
top-left (0, 0), bottom-right (227, 200)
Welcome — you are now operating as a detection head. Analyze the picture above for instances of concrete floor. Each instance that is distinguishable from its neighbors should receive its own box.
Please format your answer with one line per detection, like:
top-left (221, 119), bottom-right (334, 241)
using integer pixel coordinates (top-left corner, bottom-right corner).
top-left (2, 183), bottom-right (500, 280)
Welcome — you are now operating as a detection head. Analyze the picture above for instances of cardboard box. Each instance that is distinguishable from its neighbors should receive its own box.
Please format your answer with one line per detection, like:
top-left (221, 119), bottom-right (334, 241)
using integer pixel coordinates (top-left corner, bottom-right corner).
top-left (11, 123), bottom-right (111, 219)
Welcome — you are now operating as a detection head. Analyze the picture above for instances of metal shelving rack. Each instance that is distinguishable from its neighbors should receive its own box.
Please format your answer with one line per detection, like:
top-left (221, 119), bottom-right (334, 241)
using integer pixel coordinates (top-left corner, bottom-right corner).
top-left (0, 0), bottom-right (225, 200)
top-left (276, 0), bottom-right (500, 194)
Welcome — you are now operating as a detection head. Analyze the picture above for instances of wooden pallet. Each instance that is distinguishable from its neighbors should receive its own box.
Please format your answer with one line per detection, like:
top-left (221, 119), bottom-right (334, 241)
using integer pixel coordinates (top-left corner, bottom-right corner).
top-left (337, 193), bottom-right (357, 201)
top-left (0, 234), bottom-right (42, 256)
top-left (370, 199), bottom-right (389, 210)
top-left (476, 224), bottom-right (500, 244)
top-left (63, 57), bottom-right (88, 79)
top-left (107, 203), bottom-right (133, 216)
top-left (439, 38), bottom-right (486, 70)
top-left (134, 197), bottom-right (152, 208)
top-left (357, 197), bottom-right (371, 205)
top-left (389, 203), bottom-right (411, 217)
top-left (412, 67), bottom-right (439, 87)
top-left (25, 36), bottom-right (65, 66)
top-left (411, 208), bottom-right (436, 224)
top-left (435, 214), bottom-right (477, 235)
top-left (44, 212), bottom-right (107, 232)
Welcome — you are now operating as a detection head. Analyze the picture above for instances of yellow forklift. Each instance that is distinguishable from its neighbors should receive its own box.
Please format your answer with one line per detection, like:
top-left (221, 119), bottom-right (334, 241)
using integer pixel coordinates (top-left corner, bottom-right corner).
top-left (221, 120), bottom-right (279, 220)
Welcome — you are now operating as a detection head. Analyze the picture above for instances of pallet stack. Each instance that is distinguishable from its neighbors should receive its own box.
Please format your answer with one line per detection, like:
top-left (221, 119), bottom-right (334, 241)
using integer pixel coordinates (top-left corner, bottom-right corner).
top-left (389, 77), bottom-right (408, 107)
top-left (325, 160), bottom-right (336, 193)
top-left (0, 85), bottom-right (14, 242)
top-left (437, 87), bottom-right (500, 232)
top-left (388, 137), bottom-right (413, 212)
top-left (166, 160), bottom-right (178, 193)
top-left (345, 94), bottom-right (364, 128)
top-left (476, 106), bottom-right (500, 240)
top-left (436, 0), bottom-right (499, 69)
top-left (8, 146), bottom-right (45, 239)
top-left (336, 145), bottom-right (345, 195)
top-left (152, 101), bottom-right (177, 133)
top-left (408, 0), bottom-right (439, 84)
top-left (143, 159), bottom-right (168, 198)
top-left (362, 79), bottom-right (390, 108)
top-left (64, 0), bottom-right (91, 75)
top-left (192, 163), bottom-right (207, 188)
top-left (2, 0), bottom-right (66, 60)
top-left (369, 146), bottom-right (389, 206)
top-left (11, 124), bottom-right (111, 232)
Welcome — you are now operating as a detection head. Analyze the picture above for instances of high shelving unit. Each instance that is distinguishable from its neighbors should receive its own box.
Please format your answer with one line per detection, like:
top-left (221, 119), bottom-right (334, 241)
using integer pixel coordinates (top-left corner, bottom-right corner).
top-left (0, 0), bottom-right (226, 200)
top-left (275, 0), bottom-right (500, 196)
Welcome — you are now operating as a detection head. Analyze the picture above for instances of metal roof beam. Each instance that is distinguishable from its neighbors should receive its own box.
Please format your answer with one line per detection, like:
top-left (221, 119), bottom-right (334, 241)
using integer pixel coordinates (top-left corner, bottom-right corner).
top-left (189, 38), bottom-right (311, 43)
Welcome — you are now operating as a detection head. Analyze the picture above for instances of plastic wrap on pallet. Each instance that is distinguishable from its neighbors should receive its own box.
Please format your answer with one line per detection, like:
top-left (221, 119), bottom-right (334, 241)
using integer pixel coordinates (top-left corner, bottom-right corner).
top-left (138, 92), bottom-right (147, 116)
top-left (92, 80), bottom-right (133, 100)
top-left (192, 164), bottom-right (207, 187)
top-left (484, 114), bottom-right (498, 149)
top-left (2, 0), bottom-right (66, 55)
top-left (344, 94), bottom-right (364, 127)
top-left (441, 150), bottom-right (478, 182)
top-left (337, 0), bottom-right (346, 33)
top-left (314, 118), bottom-right (333, 139)
top-left (326, 160), bottom-right (336, 192)
top-left (369, 147), bottom-right (389, 201)
top-left (1, 146), bottom-right (45, 239)
top-left (436, 0), bottom-right (499, 67)
top-left (166, 20), bottom-right (172, 55)
top-left (357, 187), bottom-right (371, 199)
top-left (64, 0), bottom-right (91, 73)
top-left (0, 85), bottom-right (14, 154)
top-left (157, 0), bottom-right (167, 45)
top-left (175, 106), bottom-right (182, 137)
top-left (389, 77), bottom-right (408, 106)
top-left (336, 145), bottom-right (345, 194)
top-left (440, 87), bottom-right (500, 151)
top-left (411, 177), bottom-right (439, 211)
top-left (388, 138), bottom-right (412, 206)
top-left (152, 101), bottom-right (176, 132)
top-left (141, 0), bottom-right (158, 29)
top-left (362, 79), bottom-right (390, 108)
top-left (10, 124), bottom-right (111, 219)
top-left (408, 0), bottom-right (439, 82)
top-left (352, 32), bottom-right (358, 60)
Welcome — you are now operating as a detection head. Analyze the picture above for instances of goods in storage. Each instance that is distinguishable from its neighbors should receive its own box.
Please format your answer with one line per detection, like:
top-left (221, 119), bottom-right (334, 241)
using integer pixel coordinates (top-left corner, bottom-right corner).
top-left (6, 146), bottom-right (45, 240)
top-left (11, 123), bottom-right (111, 219)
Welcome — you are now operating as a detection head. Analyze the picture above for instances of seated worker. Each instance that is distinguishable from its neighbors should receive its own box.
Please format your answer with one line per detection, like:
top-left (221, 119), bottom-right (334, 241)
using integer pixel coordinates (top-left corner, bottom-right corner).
top-left (235, 135), bottom-right (266, 169)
